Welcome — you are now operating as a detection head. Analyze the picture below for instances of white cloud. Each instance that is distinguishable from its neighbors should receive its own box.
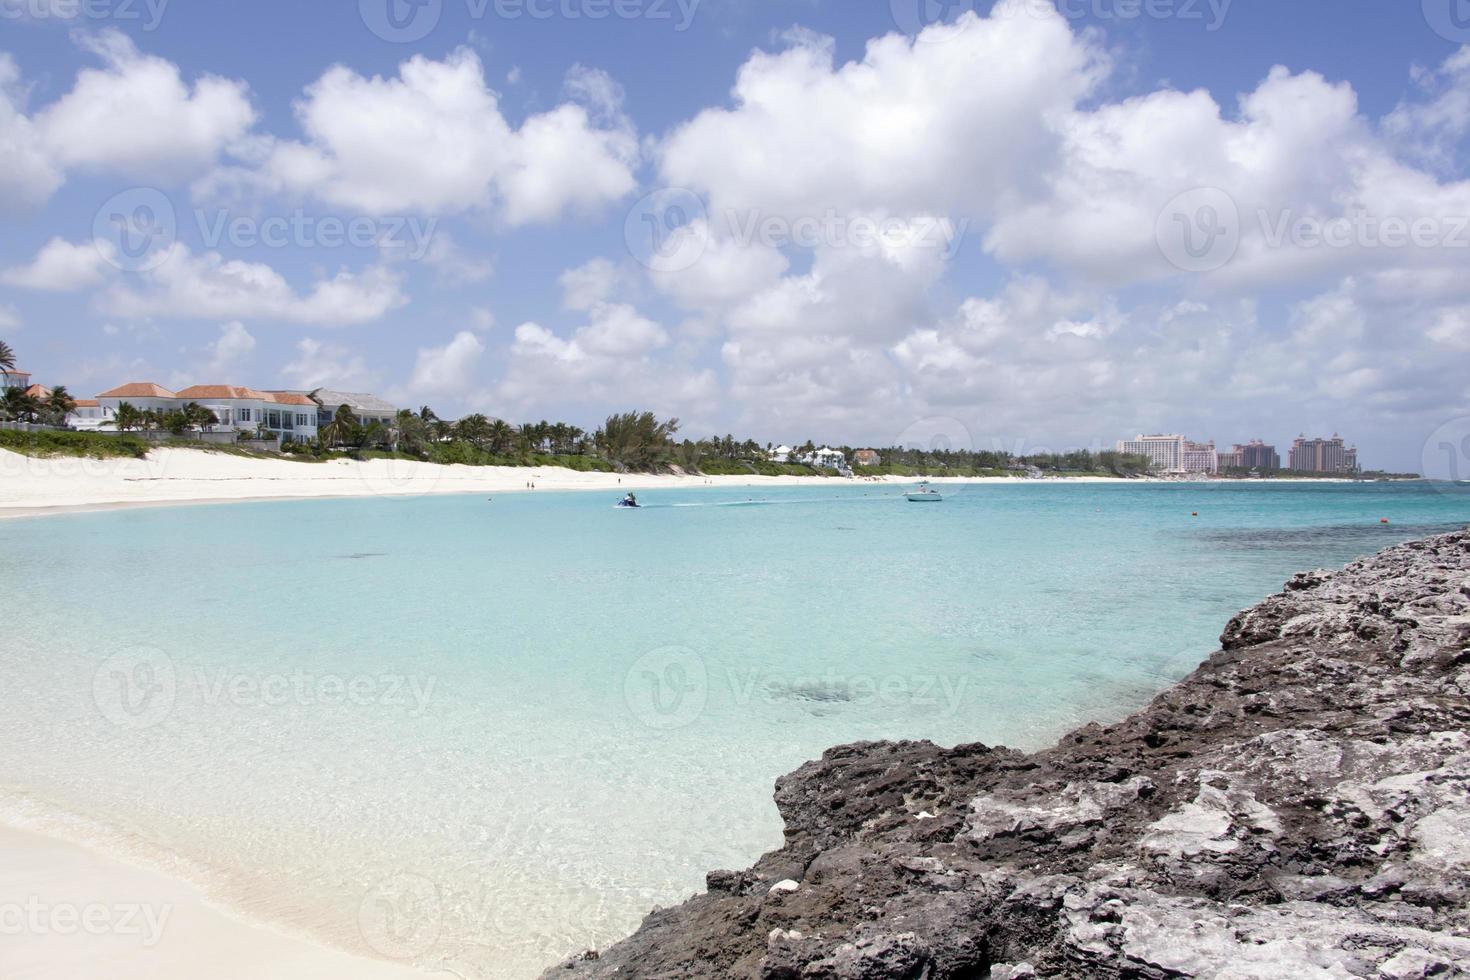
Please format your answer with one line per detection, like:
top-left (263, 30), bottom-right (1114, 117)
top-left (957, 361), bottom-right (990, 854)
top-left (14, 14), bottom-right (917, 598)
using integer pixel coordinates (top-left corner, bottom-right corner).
top-left (1384, 47), bottom-right (1470, 173)
top-left (170, 321), bottom-right (257, 387)
top-left (415, 231), bottom-right (494, 284)
top-left (658, 5), bottom-right (1101, 220)
top-left (470, 306), bottom-right (496, 331)
top-left (255, 48), bottom-right (637, 223)
top-left (559, 257), bottom-right (628, 311)
top-left (0, 55), bottom-right (64, 208)
top-left (35, 30), bottom-right (255, 180)
top-left (2, 237), bottom-right (113, 290)
top-left (280, 338), bottom-right (379, 392)
top-left (497, 303), bottom-right (704, 417)
top-left (395, 330), bottom-right (486, 404)
top-left (99, 245), bottom-right (406, 326)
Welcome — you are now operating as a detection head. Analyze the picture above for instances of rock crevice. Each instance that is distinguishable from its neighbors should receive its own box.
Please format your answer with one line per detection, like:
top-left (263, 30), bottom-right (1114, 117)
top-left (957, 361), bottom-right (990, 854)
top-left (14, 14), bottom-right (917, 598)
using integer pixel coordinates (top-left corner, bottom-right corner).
top-left (545, 531), bottom-right (1470, 979)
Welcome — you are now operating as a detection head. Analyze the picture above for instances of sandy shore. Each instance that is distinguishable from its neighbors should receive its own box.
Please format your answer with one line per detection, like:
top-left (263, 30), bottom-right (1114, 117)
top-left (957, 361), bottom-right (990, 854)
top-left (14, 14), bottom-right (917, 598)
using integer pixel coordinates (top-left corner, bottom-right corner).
top-left (0, 825), bottom-right (455, 980)
top-left (0, 447), bottom-right (1129, 518)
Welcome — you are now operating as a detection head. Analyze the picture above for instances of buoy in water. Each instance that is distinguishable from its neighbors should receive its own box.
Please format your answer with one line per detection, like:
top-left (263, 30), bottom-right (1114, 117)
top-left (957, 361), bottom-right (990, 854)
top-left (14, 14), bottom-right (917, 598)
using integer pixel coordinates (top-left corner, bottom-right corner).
top-left (1192, 512), bottom-right (1199, 517)
top-left (1380, 518), bottom-right (1390, 524)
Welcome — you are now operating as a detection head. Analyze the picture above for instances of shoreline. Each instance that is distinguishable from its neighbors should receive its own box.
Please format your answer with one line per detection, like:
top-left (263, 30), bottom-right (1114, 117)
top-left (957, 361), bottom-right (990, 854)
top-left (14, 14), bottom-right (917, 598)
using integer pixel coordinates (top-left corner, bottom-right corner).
top-left (0, 447), bottom-right (1371, 521)
top-left (0, 822), bottom-right (454, 980)
top-left (544, 530), bottom-right (1470, 977)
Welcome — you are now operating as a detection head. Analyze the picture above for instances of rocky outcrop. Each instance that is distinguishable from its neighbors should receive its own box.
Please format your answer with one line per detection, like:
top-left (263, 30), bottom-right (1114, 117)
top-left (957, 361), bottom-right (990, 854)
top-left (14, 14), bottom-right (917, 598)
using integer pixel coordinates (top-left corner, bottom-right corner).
top-left (544, 531), bottom-right (1470, 979)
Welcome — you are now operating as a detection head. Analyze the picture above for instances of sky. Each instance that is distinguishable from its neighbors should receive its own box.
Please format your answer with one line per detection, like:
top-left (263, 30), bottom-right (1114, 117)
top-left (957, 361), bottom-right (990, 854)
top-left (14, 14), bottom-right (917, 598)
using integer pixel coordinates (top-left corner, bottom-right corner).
top-left (2, 0), bottom-right (1469, 474)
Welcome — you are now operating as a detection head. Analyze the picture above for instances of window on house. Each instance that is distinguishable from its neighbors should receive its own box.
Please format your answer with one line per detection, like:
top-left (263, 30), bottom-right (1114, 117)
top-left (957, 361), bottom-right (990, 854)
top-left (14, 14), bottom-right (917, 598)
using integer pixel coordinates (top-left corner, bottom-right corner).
top-left (268, 411), bottom-right (281, 429)
top-left (239, 409), bottom-right (251, 422)
top-left (296, 414), bottom-right (310, 426)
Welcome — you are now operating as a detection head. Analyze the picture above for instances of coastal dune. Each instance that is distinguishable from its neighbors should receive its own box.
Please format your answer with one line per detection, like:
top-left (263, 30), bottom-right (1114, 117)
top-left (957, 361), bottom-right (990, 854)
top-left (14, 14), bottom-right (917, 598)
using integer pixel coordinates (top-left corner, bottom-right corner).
top-left (543, 531), bottom-right (1470, 978)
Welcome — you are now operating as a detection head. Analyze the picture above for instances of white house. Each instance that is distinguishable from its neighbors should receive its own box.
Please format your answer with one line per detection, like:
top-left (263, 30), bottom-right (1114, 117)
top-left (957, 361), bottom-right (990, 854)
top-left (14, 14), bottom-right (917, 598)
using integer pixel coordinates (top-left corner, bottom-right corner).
top-left (305, 389), bottom-right (398, 430)
top-left (96, 383), bottom-right (321, 442)
top-left (67, 400), bottom-right (111, 429)
top-left (805, 447), bottom-right (848, 471)
top-left (0, 369), bottom-right (30, 391)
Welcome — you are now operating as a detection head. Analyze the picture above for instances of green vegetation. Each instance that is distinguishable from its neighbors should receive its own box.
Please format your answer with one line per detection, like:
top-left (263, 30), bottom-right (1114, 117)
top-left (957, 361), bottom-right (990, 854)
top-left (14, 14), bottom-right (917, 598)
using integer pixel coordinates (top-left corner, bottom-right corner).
top-left (0, 428), bottom-right (149, 459)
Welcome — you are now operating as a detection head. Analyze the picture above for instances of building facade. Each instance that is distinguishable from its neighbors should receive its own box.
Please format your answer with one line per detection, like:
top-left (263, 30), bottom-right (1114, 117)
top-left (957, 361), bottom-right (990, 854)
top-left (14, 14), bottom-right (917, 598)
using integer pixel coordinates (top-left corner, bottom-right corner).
top-left (1117, 434), bottom-right (1187, 472)
top-left (1182, 440), bottom-right (1219, 475)
top-left (1, 369), bottom-right (32, 391)
top-left (1289, 435), bottom-right (1359, 474)
top-left (853, 449), bottom-right (882, 468)
top-left (1236, 441), bottom-right (1281, 472)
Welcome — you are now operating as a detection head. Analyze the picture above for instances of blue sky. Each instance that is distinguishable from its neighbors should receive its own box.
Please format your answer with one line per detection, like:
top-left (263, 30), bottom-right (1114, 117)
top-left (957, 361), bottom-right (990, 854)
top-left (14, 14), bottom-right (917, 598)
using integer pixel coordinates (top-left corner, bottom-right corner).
top-left (2, 0), bottom-right (1469, 473)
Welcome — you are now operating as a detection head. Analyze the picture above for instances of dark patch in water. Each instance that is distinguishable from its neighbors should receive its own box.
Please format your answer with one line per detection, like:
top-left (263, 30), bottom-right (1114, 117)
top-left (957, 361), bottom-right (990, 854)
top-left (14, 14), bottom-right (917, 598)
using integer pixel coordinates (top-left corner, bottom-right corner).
top-left (339, 552), bottom-right (388, 560)
top-left (1191, 522), bottom-right (1467, 552)
top-left (764, 681), bottom-right (854, 704)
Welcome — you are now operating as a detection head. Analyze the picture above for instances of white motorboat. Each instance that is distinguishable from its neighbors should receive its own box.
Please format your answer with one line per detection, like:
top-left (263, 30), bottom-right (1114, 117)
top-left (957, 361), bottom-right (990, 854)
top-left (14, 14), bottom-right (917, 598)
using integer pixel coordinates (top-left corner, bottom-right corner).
top-left (906, 486), bottom-right (943, 502)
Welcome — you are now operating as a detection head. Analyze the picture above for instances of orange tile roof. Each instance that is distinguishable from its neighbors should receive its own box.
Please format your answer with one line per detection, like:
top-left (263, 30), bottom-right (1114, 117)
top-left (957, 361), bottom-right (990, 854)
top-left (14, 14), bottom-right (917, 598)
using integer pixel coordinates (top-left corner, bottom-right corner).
top-left (24, 384), bottom-right (51, 400)
top-left (266, 392), bottom-right (317, 406)
top-left (174, 385), bottom-right (271, 401)
top-left (97, 382), bottom-right (176, 399)
top-left (73, 399), bottom-right (100, 408)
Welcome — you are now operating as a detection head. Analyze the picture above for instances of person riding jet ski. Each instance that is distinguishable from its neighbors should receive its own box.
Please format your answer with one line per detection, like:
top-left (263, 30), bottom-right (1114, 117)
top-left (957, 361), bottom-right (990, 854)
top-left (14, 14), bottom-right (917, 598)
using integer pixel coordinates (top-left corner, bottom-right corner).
top-left (618, 493), bottom-right (640, 508)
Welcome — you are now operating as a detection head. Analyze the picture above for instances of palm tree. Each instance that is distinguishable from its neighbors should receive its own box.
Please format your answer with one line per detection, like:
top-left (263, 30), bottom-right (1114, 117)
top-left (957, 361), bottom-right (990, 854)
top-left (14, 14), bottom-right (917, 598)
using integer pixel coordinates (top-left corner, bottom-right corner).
top-left (113, 402), bottom-right (143, 433)
top-left (318, 404), bottom-right (359, 449)
top-left (454, 414), bottom-right (492, 448)
top-left (395, 409), bottom-right (430, 454)
top-left (487, 419), bottom-right (514, 454)
top-left (183, 402), bottom-right (219, 431)
top-left (2, 387), bottom-right (37, 422)
top-left (594, 412), bottom-right (680, 471)
top-left (46, 385), bottom-right (77, 426)
top-left (0, 339), bottom-right (15, 374)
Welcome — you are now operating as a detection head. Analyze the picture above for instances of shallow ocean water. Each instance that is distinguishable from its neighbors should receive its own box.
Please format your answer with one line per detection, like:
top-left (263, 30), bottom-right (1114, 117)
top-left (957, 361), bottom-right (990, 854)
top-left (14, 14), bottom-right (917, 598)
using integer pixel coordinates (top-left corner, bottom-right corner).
top-left (2, 481), bottom-right (1467, 978)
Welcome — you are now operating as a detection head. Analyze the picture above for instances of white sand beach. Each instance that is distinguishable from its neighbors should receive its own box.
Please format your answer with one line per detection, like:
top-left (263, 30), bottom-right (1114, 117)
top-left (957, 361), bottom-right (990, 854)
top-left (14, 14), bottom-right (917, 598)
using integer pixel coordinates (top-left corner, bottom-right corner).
top-left (0, 446), bottom-right (1127, 518)
top-left (0, 826), bottom-right (455, 980)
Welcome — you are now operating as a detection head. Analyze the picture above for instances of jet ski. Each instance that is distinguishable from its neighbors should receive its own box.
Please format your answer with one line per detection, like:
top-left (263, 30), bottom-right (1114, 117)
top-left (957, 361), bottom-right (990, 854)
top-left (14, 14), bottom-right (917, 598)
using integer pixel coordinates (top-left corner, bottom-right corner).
top-left (617, 493), bottom-right (641, 509)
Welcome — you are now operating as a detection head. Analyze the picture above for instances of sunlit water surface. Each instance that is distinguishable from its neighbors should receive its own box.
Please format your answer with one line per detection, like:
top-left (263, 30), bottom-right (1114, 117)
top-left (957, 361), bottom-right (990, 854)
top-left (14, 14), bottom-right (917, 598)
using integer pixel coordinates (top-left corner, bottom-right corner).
top-left (2, 481), bottom-right (1467, 977)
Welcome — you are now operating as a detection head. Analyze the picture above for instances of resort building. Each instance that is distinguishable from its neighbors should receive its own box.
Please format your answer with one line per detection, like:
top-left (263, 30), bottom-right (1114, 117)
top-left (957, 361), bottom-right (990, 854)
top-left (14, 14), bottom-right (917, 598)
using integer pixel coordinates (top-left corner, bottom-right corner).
top-left (1, 368), bottom-right (32, 390)
top-left (1289, 434), bottom-right (1359, 474)
top-left (1217, 447), bottom-right (1243, 470)
top-left (853, 449), bottom-right (882, 468)
top-left (1182, 441), bottom-right (1219, 475)
top-left (1117, 434), bottom-right (1187, 473)
top-left (1235, 440), bottom-right (1281, 472)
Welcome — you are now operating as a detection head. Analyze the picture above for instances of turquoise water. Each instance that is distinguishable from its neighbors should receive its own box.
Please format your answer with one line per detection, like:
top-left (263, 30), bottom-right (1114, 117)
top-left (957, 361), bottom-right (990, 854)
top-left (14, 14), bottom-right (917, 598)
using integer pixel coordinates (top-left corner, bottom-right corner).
top-left (1, 481), bottom-right (1467, 977)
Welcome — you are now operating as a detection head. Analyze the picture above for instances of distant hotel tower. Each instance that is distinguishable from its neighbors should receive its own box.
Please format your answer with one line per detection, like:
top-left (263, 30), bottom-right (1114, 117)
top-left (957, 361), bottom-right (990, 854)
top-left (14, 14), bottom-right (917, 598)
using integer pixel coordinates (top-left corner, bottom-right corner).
top-left (1289, 434), bottom-right (1359, 474)
top-left (1235, 440), bottom-right (1281, 472)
